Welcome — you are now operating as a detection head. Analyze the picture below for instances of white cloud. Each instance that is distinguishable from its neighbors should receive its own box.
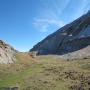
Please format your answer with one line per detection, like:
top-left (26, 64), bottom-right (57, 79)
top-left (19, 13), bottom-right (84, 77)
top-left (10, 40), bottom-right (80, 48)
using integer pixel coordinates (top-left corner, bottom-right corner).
top-left (33, 17), bottom-right (65, 32)
top-left (32, 0), bottom-right (70, 32)
top-left (33, 0), bottom-right (90, 32)
top-left (33, 19), bottom-right (49, 32)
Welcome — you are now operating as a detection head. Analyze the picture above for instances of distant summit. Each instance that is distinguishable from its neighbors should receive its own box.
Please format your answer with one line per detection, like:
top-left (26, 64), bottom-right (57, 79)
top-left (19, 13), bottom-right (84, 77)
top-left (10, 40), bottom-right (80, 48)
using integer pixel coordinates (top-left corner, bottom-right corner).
top-left (30, 10), bottom-right (90, 59)
top-left (0, 40), bottom-right (17, 64)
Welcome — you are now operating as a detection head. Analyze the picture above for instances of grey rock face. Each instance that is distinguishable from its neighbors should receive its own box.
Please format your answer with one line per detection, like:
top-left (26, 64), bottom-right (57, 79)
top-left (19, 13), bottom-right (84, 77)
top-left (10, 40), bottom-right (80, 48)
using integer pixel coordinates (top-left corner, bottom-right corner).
top-left (30, 11), bottom-right (90, 59)
top-left (60, 45), bottom-right (90, 60)
top-left (0, 40), bottom-right (17, 64)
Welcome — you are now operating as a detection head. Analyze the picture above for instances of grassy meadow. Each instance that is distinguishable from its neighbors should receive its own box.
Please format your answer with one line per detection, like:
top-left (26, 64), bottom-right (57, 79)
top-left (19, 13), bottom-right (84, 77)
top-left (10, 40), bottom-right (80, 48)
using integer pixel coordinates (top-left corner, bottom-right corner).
top-left (0, 53), bottom-right (90, 90)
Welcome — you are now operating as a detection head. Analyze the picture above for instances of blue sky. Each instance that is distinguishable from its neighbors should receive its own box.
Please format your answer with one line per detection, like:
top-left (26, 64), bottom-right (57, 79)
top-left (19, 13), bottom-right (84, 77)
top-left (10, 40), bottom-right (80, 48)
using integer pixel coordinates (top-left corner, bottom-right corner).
top-left (0, 0), bottom-right (90, 51)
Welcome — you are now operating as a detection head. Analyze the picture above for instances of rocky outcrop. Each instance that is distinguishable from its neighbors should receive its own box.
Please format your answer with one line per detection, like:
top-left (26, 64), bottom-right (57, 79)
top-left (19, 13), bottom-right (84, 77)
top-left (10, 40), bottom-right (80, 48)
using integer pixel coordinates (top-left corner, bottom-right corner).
top-left (0, 40), bottom-right (17, 64)
top-left (30, 11), bottom-right (90, 59)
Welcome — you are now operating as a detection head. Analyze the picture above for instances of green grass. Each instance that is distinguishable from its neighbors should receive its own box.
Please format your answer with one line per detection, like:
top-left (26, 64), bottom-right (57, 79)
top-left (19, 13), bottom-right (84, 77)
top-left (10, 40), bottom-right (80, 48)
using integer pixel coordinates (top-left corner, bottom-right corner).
top-left (0, 54), bottom-right (90, 90)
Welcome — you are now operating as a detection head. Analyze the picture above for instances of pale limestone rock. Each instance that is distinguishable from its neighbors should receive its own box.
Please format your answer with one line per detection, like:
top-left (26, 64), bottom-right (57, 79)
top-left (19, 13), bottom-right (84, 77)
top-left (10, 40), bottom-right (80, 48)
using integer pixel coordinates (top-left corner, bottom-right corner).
top-left (0, 40), bottom-right (17, 64)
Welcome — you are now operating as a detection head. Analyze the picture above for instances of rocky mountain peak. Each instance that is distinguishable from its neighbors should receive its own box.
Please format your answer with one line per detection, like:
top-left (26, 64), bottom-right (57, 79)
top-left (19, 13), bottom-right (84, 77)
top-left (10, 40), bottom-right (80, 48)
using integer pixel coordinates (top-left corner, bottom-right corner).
top-left (30, 10), bottom-right (90, 59)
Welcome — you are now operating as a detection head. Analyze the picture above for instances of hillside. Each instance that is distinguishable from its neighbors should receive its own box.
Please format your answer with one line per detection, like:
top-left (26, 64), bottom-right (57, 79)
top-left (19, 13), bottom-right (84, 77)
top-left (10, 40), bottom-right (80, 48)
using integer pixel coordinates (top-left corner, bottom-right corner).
top-left (30, 11), bottom-right (90, 60)
top-left (0, 40), bottom-right (17, 64)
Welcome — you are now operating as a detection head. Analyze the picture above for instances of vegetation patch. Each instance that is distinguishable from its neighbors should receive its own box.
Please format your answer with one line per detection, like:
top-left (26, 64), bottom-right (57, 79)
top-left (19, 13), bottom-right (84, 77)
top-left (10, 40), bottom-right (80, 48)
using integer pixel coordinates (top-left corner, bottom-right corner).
top-left (0, 54), bottom-right (90, 90)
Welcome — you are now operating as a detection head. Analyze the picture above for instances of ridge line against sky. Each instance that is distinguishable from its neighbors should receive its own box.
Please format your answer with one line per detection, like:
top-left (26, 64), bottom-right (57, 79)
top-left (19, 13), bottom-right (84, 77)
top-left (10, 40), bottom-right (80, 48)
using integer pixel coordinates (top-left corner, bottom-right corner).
top-left (0, 0), bottom-right (90, 51)
top-left (33, 0), bottom-right (90, 32)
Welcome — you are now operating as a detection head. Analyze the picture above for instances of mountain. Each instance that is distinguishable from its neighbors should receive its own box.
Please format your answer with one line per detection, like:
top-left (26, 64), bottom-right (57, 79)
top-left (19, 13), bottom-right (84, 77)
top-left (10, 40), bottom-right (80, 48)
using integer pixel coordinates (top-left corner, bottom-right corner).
top-left (30, 11), bottom-right (90, 59)
top-left (0, 40), bottom-right (17, 64)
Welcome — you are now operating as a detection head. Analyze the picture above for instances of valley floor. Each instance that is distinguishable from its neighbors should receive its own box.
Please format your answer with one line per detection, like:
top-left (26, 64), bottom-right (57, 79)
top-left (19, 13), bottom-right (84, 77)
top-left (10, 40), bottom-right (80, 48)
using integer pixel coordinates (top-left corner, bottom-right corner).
top-left (0, 54), bottom-right (90, 90)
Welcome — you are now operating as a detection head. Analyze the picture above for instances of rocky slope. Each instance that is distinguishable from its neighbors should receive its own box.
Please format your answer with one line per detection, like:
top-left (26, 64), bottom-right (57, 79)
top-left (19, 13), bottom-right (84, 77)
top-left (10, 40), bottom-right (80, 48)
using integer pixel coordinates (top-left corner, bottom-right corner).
top-left (0, 40), bottom-right (17, 64)
top-left (30, 11), bottom-right (90, 59)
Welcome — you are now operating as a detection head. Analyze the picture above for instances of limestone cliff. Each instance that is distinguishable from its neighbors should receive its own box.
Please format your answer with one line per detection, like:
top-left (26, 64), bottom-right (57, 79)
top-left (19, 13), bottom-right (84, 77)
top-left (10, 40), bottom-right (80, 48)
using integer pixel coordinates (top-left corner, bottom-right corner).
top-left (0, 40), bottom-right (17, 64)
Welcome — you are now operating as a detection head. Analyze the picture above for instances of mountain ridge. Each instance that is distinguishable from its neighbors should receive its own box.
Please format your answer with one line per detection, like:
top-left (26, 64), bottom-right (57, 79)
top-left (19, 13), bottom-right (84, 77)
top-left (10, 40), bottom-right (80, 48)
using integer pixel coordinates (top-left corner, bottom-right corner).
top-left (30, 10), bottom-right (90, 59)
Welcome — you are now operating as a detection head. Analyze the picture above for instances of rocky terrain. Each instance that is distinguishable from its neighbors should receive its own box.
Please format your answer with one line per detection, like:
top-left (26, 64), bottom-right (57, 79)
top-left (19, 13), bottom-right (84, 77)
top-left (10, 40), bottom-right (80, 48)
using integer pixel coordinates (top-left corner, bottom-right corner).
top-left (30, 11), bottom-right (90, 59)
top-left (0, 40), bottom-right (17, 64)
